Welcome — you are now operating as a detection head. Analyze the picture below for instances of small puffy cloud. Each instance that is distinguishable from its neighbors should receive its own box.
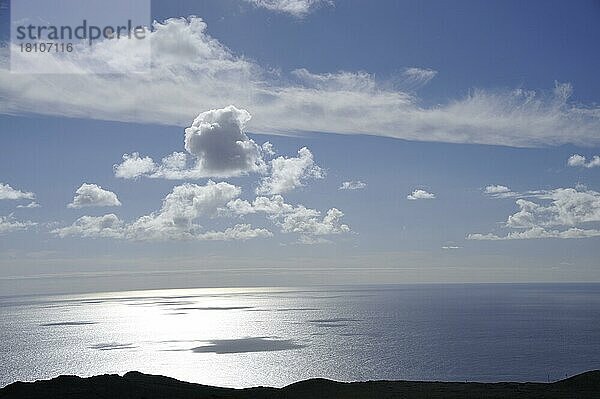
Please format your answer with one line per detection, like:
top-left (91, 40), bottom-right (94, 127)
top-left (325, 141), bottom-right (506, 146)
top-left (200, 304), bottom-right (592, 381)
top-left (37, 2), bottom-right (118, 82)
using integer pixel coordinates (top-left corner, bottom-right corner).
top-left (339, 180), bottom-right (366, 190)
top-left (52, 214), bottom-right (125, 239)
top-left (67, 184), bottom-right (121, 209)
top-left (0, 183), bottom-right (35, 200)
top-left (114, 153), bottom-right (157, 179)
top-left (567, 154), bottom-right (586, 167)
top-left (227, 194), bottom-right (350, 237)
top-left (483, 184), bottom-right (517, 198)
top-left (484, 185), bottom-right (511, 194)
top-left (407, 189), bottom-right (436, 200)
top-left (469, 187), bottom-right (600, 240)
top-left (257, 147), bottom-right (324, 195)
top-left (244, 0), bottom-right (332, 17)
top-left (280, 207), bottom-right (350, 235)
top-left (114, 106), bottom-right (267, 180)
top-left (17, 201), bottom-right (41, 208)
top-left (0, 214), bottom-right (36, 233)
top-left (567, 154), bottom-right (600, 168)
top-left (196, 224), bottom-right (273, 241)
top-left (441, 245), bottom-right (461, 249)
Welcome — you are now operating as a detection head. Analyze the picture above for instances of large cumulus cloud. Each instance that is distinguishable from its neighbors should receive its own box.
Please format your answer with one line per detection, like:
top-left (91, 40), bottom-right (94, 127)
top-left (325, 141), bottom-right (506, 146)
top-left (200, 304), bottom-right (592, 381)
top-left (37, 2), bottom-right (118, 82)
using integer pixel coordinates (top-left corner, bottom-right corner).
top-left (114, 106), bottom-right (267, 179)
top-left (183, 106), bottom-right (265, 176)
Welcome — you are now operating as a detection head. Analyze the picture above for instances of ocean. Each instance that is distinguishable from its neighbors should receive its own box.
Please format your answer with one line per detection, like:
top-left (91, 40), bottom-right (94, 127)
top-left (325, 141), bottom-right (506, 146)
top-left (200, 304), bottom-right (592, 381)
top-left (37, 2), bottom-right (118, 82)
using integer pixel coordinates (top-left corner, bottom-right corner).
top-left (1, 284), bottom-right (599, 388)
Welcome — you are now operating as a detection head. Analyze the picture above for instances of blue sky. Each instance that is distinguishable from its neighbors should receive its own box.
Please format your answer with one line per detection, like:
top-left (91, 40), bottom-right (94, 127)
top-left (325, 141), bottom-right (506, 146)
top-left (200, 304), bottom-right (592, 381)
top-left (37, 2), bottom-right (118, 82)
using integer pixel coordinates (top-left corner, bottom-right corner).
top-left (0, 0), bottom-right (599, 294)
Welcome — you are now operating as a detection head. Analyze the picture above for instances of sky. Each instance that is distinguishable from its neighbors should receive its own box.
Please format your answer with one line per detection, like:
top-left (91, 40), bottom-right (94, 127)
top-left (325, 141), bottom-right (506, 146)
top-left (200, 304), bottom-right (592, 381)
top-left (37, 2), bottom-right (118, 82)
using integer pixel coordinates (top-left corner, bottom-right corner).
top-left (0, 0), bottom-right (599, 295)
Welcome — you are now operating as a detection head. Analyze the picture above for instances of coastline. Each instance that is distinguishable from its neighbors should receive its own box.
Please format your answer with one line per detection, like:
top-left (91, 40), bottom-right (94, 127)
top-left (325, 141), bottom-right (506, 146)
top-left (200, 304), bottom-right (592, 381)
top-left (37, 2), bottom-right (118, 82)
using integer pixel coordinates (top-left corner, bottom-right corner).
top-left (1, 370), bottom-right (599, 399)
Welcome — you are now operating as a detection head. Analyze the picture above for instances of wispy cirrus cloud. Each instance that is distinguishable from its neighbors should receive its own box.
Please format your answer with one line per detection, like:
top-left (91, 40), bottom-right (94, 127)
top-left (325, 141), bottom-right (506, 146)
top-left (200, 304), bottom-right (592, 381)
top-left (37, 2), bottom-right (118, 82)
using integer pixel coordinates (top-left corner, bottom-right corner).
top-left (1, 18), bottom-right (599, 148)
top-left (483, 185), bottom-right (518, 199)
top-left (401, 67), bottom-right (438, 88)
top-left (17, 202), bottom-right (41, 209)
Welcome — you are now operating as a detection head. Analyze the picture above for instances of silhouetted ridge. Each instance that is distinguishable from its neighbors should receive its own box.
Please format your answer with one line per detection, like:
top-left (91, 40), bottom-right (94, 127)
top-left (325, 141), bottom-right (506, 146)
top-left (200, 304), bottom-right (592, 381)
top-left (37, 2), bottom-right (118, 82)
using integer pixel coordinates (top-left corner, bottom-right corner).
top-left (1, 371), bottom-right (599, 399)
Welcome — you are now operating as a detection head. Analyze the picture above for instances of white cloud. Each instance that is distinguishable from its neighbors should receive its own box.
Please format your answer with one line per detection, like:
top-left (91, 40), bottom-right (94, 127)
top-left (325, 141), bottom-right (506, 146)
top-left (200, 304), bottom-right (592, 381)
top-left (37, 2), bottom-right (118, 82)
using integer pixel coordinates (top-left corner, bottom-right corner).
top-left (469, 187), bottom-right (600, 240)
top-left (52, 214), bottom-right (125, 239)
top-left (196, 224), bottom-right (273, 241)
top-left (339, 180), bottom-right (366, 190)
top-left (114, 153), bottom-right (157, 179)
top-left (261, 142), bottom-right (276, 157)
top-left (402, 67), bottom-right (438, 87)
top-left (280, 207), bottom-right (350, 235)
top-left (55, 174), bottom-right (350, 241)
top-left (567, 154), bottom-right (600, 168)
top-left (441, 245), bottom-right (461, 249)
top-left (227, 195), bottom-right (293, 215)
top-left (257, 147), bottom-right (324, 194)
top-left (244, 0), bottom-right (332, 17)
top-left (507, 189), bottom-right (600, 228)
top-left (2, 18), bottom-right (599, 148)
top-left (0, 214), bottom-right (36, 233)
top-left (127, 181), bottom-right (242, 240)
top-left (297, 235), bottom-right (333, 245)
top-left (67, 184), bottom-right (121, 209)
top-left (114, 106), bottom-right (267, 180)
top-left (468, 227), bottom-right (600, 241)
top-left (182, 105), bottom-right (265, 177)
top-left (0, 183), bottom-right (35, 200)
top-left (484, 185), bottom-right (510, 194)
top-left (292, 68), bottom-right (377, 91)
top-left (483, 184), bottom-right (517, 198)
top-left (17, 201), bottom-right (41, 208)
top-left (54, 181), bottom-right (272, 241)
top-left (407, 189), bottom-right (436, 200)
top-left (227, 194), bottom-right (350, 237)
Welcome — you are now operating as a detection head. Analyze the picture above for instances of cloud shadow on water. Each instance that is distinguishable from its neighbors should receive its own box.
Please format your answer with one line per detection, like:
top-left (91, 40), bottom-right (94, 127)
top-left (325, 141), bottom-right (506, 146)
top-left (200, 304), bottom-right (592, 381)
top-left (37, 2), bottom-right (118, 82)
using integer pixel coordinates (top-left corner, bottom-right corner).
top-left (90, 342), bottom-right (137, 351)
top-left (190, 337), bottom-right (305, 354)
top-left (41, 321), bottom-right (97, 327)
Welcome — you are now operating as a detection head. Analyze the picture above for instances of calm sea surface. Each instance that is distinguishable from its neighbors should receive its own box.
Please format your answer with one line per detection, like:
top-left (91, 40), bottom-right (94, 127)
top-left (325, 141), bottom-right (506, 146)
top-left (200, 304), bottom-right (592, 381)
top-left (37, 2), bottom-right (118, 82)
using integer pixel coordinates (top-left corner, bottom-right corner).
top-left (1, 284), bottom-right (599, 388)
